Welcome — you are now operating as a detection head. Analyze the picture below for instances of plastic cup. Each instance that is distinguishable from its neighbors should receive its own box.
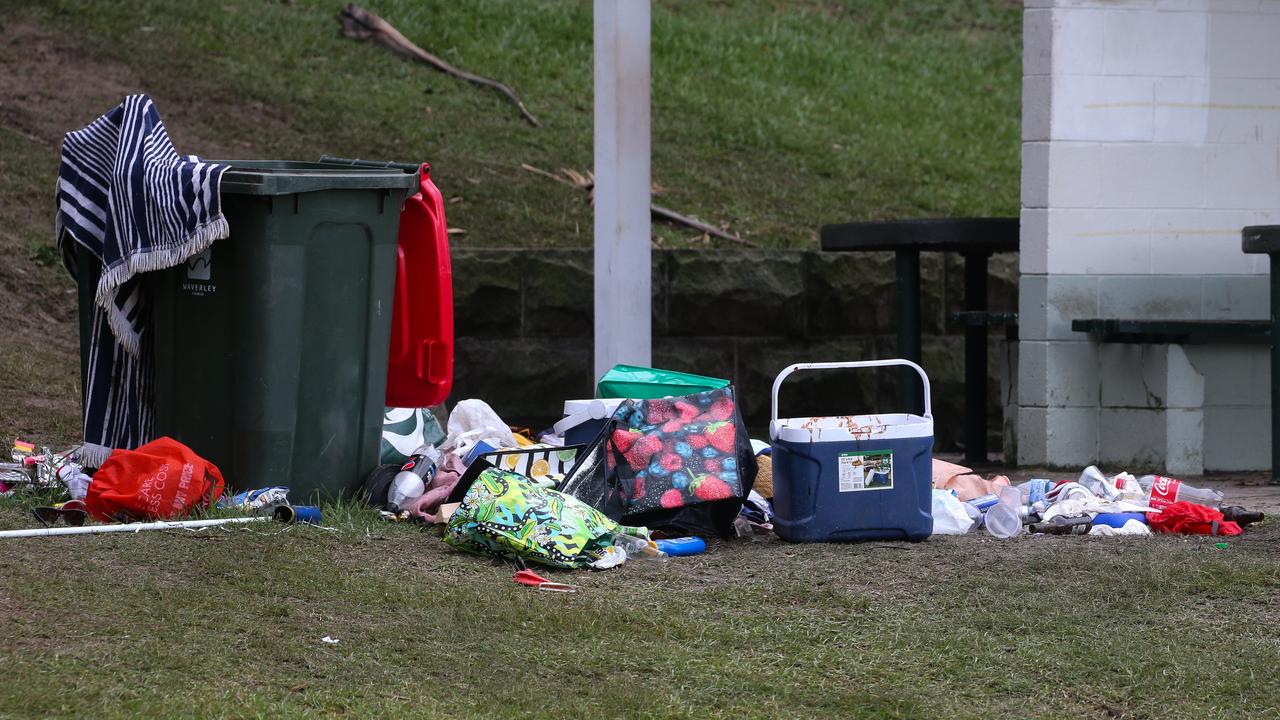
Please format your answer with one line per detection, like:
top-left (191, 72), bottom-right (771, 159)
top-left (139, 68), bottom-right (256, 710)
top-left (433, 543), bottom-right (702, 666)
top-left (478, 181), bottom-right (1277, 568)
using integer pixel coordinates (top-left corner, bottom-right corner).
top-left (984, 503), bottom-right (1022, 538)
top-left (985, 486), bottom-right (1025, 539)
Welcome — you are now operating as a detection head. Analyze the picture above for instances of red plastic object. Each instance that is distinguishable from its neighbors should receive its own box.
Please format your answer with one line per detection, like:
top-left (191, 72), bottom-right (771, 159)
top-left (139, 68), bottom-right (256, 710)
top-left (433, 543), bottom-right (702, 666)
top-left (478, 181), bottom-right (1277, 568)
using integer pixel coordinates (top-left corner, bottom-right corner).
top-left (385, 163), bottom-right (454, 407)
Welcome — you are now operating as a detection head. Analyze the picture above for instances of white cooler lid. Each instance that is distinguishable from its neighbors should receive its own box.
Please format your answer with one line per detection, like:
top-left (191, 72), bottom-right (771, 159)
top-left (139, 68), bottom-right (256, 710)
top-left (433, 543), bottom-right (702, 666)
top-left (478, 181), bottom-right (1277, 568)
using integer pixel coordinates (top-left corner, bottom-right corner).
top-left (770, 413), bottom-right (933, 443)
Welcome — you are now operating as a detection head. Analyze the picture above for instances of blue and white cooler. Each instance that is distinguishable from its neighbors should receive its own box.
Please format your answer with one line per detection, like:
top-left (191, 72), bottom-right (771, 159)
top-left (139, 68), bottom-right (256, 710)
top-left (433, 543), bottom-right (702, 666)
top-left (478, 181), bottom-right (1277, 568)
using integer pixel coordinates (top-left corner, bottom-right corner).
top-left (769, 360), bottom-right (934, 542)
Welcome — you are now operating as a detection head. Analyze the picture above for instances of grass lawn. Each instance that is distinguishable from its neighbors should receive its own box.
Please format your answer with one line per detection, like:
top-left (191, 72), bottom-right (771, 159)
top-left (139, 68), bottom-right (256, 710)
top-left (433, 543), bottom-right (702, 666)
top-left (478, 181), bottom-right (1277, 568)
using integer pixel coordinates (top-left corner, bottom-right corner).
top-left (1, 497), bottom-right (1277, 719)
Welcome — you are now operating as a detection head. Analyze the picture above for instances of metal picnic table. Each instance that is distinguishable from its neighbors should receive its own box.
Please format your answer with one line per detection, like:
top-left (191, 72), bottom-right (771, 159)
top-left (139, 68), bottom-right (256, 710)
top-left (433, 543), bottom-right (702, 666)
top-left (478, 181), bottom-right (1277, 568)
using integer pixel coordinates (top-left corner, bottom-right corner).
top-left (820, 217), bottom-right (1019, 463)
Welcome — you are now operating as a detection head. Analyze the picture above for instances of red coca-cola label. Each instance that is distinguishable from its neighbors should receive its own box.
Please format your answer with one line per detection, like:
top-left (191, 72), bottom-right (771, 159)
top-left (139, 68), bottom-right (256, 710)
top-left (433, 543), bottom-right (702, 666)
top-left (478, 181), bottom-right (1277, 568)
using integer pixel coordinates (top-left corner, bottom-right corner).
top-left (1148, 475), bottom-right (1180, 508)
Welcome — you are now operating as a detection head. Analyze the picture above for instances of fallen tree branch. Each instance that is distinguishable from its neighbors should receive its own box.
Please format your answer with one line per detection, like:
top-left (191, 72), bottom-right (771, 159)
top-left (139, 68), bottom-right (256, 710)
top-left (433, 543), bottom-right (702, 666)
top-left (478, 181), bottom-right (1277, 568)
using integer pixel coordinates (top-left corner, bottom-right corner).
top-left (520, 164), bottom-right (757, 247)
top-left (337, 3), bottom-right (540, 127)
top-left (649, 204), bottom-right (755, 247)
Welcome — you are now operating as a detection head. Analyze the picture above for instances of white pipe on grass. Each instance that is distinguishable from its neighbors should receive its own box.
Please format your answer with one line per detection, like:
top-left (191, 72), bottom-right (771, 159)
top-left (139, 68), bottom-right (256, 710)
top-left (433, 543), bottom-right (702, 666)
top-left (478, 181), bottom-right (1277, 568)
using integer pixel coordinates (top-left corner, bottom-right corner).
top-left (0, 516), bottom-right (272, 539)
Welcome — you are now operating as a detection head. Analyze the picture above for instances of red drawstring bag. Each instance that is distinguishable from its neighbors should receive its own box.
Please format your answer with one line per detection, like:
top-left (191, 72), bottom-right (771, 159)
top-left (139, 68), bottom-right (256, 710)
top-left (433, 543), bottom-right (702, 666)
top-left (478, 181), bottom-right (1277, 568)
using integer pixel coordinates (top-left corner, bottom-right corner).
top-left (1147, 501), bottom-right (1242, 537)
top-left (85, 437), bottom-right (225, 522)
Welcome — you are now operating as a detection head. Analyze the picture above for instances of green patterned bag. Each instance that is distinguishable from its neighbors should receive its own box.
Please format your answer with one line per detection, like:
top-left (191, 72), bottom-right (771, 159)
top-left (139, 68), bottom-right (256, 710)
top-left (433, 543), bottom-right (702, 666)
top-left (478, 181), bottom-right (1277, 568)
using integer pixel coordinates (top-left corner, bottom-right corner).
top-left (380, 407), bottom-right (446, 464)
top-left (445, 465), bottom-right (653, 569)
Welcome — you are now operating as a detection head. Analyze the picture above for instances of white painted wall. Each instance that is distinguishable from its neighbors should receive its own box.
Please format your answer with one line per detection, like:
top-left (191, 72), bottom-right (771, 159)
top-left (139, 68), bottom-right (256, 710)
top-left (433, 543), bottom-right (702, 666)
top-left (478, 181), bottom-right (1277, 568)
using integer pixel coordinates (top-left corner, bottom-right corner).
top-left (1018, 0), bottom-right (1278, 472)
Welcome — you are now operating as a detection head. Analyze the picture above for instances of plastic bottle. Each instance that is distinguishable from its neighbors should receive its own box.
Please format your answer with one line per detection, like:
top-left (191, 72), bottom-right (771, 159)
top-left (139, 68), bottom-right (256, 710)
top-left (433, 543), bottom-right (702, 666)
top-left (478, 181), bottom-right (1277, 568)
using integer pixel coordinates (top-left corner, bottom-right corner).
top-left (1136, 474), bottom-right (1223, 510)
top-left (388, 446), bottom-right (441, 512)
top-left (56, 463), bottom-right (91, 501)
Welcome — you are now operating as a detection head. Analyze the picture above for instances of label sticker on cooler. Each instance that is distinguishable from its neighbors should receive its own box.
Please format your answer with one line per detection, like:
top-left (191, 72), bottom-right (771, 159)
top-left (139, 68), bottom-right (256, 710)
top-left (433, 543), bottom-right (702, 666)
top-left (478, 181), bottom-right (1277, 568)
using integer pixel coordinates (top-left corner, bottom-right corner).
top-left (836, 450), bottom-right (893, 492)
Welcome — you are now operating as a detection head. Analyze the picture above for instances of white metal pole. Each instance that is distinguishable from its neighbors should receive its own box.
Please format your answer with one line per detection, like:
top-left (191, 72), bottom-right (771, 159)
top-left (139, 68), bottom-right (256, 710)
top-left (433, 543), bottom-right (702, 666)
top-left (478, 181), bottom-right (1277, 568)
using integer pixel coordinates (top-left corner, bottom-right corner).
top-left (593, 0), bottom-right (652, 381)
top-left (0, 516), bottom-right (271, 539)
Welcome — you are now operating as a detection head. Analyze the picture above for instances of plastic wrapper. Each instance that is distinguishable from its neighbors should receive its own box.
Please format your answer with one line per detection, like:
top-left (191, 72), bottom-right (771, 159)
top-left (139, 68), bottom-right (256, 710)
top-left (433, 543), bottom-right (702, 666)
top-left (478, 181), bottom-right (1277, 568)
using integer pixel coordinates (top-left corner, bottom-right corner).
top-left (443, 399), bottom-right (518, 456)
top-left (930, 489), bottom-right (976, 535)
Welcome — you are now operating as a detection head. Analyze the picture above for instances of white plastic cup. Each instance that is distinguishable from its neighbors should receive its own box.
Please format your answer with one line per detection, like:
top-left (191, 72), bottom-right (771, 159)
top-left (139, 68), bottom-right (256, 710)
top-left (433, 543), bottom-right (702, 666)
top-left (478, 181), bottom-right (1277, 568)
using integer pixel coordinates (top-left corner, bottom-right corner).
top-left (984, 486), bottom-right (1025, 539)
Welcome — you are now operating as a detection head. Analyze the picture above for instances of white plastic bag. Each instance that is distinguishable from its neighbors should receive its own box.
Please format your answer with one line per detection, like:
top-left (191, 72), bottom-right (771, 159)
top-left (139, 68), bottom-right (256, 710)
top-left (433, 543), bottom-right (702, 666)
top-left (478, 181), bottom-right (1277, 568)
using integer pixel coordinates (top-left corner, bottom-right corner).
top-left (931, 489), bottom-right (976, 535)
top-left (443, 399), bottom-right (518, 456)
top-left (1078, 465), bottom-right (1124, 502)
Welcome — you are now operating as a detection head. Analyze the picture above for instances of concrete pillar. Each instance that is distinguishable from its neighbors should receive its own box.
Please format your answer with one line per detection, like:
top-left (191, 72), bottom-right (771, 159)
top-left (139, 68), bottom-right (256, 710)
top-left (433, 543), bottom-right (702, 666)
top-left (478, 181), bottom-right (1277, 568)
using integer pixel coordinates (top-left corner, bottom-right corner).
top-left (1018, 0), bottom-right (1278, 472)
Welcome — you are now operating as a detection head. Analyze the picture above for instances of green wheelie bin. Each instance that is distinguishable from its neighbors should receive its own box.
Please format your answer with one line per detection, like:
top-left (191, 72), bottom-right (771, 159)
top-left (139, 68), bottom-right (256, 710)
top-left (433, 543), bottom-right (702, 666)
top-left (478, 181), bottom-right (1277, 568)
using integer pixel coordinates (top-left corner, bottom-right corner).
top-left (78, 161), bottom-right (418, 501)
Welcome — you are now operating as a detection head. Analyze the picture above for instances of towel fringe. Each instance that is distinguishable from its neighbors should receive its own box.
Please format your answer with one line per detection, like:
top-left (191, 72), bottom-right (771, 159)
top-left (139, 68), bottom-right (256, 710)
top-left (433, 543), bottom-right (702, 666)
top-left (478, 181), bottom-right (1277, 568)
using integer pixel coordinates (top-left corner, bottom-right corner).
top-left (76, 443), bottom-right (113, 469)
top-left (94, 214), bottom-right (229, 357)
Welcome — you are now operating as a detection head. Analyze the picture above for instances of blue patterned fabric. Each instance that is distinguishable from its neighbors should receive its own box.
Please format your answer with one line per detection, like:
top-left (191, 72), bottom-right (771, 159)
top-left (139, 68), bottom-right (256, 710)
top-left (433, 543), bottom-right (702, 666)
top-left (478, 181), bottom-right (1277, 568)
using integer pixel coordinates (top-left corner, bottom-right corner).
top-left (56, 95), bottom-right (228, 463)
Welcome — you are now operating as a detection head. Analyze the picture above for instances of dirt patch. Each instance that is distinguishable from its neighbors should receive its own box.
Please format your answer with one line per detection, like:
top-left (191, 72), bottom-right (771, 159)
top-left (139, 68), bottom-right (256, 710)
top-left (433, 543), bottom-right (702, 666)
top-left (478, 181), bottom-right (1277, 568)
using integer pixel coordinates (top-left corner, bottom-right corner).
top-left (0, 21), bottom-right (285, 157)
top-left (0, 23), bottom-right (144, 151)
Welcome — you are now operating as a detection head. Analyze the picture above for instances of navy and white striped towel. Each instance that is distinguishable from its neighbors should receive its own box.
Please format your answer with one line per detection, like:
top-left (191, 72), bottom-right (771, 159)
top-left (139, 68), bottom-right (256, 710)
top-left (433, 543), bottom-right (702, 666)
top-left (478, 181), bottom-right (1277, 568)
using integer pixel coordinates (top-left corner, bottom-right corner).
top-left (56, 94), bottom-right (229, 466)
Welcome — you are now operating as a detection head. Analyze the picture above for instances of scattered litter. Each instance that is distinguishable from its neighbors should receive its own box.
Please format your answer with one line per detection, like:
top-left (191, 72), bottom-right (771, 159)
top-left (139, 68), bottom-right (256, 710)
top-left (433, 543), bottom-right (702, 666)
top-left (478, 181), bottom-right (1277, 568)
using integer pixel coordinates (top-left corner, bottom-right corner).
top-left (655, 537), bottom-right (707, 556)
top-left (930, 489), bottom-right (976, 535)
top-left (1088, 520), bottom-right (1150, 537)
top-left (933, 459), bottom-right (1263, 542)
top-left (321, 636), bottom-right (340, 645)
top-left (513, 559), bottom-right (580, 592)
top-left (445, 463), bottom-right (660, 570)
top-left (219, 486), bottom-right (290, 512)
top-left (0, 516), bottom-right (272, 540)
top-left (85, 437), bottom-right (224, 523)
top-left (1149, 501), bottom-right (1242, 537)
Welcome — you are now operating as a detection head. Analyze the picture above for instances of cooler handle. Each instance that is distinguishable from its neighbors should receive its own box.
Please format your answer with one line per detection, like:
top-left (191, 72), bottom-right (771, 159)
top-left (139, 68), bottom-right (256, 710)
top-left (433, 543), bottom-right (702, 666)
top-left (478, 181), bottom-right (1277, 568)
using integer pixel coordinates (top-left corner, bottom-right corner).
top-left (770, 359), bottom-right (932, 424)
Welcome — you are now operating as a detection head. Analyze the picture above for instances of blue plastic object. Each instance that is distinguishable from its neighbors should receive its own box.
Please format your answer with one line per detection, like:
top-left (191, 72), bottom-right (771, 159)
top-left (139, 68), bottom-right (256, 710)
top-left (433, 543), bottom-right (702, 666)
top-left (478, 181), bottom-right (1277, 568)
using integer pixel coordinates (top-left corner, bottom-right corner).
top-left (274, 505), bottom-right (322, 524)
top-left (565, 419), bottom-right (608, 447)
top-left (769, 360), bottom-right (934, 543)
top-left (655, 537), bottom-right (707, 556)
top-left (1091, 512), bottom-right (1147, 528)
top-left (967, 493), bottom-right (1000, 511)
top-left (463, 440), bottom-right (497, 466)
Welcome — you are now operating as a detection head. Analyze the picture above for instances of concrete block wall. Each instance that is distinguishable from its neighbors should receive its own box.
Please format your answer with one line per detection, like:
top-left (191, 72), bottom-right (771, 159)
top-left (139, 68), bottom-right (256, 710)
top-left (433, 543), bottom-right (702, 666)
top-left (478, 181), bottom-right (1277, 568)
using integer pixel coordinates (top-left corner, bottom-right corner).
top-left (1019, 0), bottom-right (1276, 472)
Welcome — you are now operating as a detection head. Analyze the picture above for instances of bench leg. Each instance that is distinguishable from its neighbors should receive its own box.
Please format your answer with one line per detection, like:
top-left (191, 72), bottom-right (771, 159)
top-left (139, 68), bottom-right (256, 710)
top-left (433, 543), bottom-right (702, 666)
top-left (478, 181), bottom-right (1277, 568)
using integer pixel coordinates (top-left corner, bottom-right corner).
top-left (1272, 255), bottom-right (1279, 483)
top-left (964, 252), bottom-right (989, 464)
top-left (895, 249), bottom-right (923, 416)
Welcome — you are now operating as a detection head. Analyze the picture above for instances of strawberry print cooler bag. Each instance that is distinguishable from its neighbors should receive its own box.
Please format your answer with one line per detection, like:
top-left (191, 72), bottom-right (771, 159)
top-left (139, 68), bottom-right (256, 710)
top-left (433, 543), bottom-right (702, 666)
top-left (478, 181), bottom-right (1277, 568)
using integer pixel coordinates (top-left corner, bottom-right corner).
top-left (560, 387), bottom-right (756, 538)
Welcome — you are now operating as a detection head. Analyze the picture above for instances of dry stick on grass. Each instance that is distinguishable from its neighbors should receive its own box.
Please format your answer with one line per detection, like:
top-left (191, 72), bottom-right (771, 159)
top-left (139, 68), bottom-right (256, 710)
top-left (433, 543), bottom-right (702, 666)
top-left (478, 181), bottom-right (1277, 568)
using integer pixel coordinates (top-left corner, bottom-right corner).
top-left (337, 3), bottom-right (540, 128)
top-left (519, 164), bottom-right (757, 247)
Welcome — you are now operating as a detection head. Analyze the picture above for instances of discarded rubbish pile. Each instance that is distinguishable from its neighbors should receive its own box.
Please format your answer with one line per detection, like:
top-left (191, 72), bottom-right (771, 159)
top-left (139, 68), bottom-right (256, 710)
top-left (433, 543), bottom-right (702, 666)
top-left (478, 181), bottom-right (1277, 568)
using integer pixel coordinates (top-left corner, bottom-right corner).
top-left (360, 372), bottom-right (766, 571)
top-left (2, 360), bottom-right (1267, 560)
top-left (930, 460), bottom-right (1265, 539)
top-left (0, 437), bottom-right (320, 538)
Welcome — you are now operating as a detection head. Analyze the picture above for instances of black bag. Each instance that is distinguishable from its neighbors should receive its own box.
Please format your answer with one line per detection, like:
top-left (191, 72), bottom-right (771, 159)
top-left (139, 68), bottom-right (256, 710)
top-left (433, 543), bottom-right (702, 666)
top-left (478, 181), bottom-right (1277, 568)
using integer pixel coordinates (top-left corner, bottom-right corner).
top-left (558, 386), bottom-right (756, 538)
